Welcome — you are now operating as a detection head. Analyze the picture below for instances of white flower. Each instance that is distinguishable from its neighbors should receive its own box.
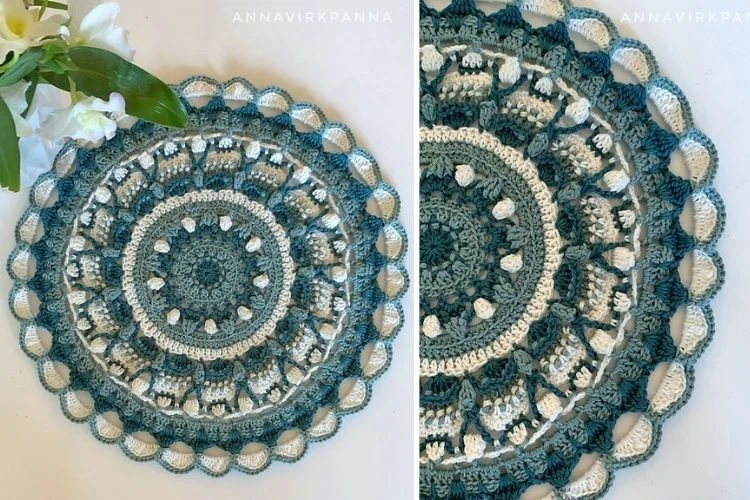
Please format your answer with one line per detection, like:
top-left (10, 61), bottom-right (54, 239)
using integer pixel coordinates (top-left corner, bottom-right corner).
top-left (618, 209), bottom-right (636, 229)
top-left (500, 253), bottom-right (524, 273)
top-left (593, 133), bottom-right (614, 154)
top-left (463, 432), bottom-right (486, 462)
top-left (499, 57), bottom-right (521, 84)
top-left (2, 81), bottom-right (69, 188)
top-left (589, 329), bottom-right (615, 355)
top-left (537, 392), bottom-right (562, 420)
top-left (0, 0), bottom-right (64, 61)
top-left (461, 51), bottom-right (482, 69)
top-left (492, 199), bottom-right (516, 220)
top-left (65, 1), bottom-right (134, 60)
top-left (219, 215), bottom-right (233, 231)
top-left (534, 76), bottom-right (554, 96)
top-left (420, 44), bottom-right (443, 73)
top-left (17, 83), bottom-right (68, 187)
top-left (422, 315), bottom-right (442, 339)
top-left (565, 97), bottom-right (591, 125)
top-left (203, 319), bottom-right (218, 335)
top-left (253, 273), bottom-right (270, 289)
top-left (454, 164), bottom-right (475, 187)
top-left (610, 247), bottom-right (635, 272)
top-left (574, 366), bottom-right (593, 389)
top-left (166, 308), bottom-right (180, 325)
top-left (41, 92), bottom-right (125, 144)
top-left (425, 442), bottom-right (445, 462)
top-left (613, 291), bottom-right (632, 312)
top-left (236, 305), bottom-right (253, 321)
top-left (603, 169), bottom-right (631, 193)
top-left (0, 79), bottom-right (31, 136)
top-left (508, 423), bottom-right (528, 446)
top-left (473, 298), bottom-right (496, 320)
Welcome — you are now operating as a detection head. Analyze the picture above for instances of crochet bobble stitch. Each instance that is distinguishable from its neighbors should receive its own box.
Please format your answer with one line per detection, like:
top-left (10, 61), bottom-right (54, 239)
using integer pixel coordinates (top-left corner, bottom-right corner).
top-left (8, 77), bottom-right (408, 475)
top-left (419, 1), bottom-right (723, 499)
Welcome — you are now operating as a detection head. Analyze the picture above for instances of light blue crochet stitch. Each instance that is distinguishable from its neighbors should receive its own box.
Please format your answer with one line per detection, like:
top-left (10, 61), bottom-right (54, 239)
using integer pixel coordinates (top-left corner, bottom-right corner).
top-left (7, 76), bottom-right (408, 476)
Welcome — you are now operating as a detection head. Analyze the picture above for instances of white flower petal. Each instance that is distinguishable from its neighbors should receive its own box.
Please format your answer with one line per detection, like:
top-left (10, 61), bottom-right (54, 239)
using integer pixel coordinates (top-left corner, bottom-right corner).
top-left (79, 3), bottom-right (121, 34)
top-left (0, 39), bottom-right (28, 62)
top-left (26, 15), bottom-right (66, 39)
top-left (12, 113), bottom-right (32, 136)
top-left (40, 93), bottom-right (125, 143)
top-left (18, 133), bottom-right (63, 187)
top-left (68, 1), bottom-right (134, 60)
top-left (0, 2), bottom-right (64, 60)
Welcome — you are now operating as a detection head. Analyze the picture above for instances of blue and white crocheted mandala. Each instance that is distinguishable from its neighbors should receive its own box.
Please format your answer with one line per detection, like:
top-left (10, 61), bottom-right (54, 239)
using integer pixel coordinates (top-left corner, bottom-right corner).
top-left (7, 77), bottom-right (407, 475)
top-left (419, 1), bottom-right (724, 498)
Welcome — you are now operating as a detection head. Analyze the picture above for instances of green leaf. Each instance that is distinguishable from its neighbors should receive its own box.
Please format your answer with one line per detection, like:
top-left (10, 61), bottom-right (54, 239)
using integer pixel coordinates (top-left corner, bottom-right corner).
top-left (21, 73), bottom-right (39, 118)
top-left (0, 51), bottom-right (19, 71)
top-left (0, 49), bottom-right (42, 87)
top-left (0, 96), bottom-right (20, 191)
top-left (40, 71), bottom-right (70, 90)
top-left (67, 47), bottom-right (187, 128)
top-left (32, 0), bottom-right (68, 10)
top-left (38, 41), bottom-right (76, 74)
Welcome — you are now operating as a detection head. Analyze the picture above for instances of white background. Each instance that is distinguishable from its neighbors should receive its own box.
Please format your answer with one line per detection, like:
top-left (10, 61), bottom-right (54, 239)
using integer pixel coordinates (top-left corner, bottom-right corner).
top-left (0, 1), bottom-right (415, 499)
top-left (1, 0), bottom-right (749, 499)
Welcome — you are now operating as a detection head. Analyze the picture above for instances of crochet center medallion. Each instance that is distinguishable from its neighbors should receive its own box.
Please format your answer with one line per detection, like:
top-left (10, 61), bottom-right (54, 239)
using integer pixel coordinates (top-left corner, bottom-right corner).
top-left (8, 77), bottom-right (407, 475)
top-left (419, 1), bottom-right (723, 498)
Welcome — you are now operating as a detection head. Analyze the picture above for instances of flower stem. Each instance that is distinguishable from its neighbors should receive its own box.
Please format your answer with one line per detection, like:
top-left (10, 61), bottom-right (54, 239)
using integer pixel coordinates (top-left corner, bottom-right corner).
top-left (68, 76), bottom-right (79, 103)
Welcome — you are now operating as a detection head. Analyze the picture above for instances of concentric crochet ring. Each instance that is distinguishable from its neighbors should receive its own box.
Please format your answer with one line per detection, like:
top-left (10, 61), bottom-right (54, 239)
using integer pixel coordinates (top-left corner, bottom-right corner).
top-left (419, 1), bottom-right (724, 498)
top-left (8, 76), bottom-right (408, 475)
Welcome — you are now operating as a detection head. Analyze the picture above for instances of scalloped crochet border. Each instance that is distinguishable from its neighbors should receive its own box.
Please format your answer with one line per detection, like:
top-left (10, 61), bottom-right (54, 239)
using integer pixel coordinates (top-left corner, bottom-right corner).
top-left (418, 1), bottom-right (725, 497)
top-left (7, 76), bottom-right (409, 476)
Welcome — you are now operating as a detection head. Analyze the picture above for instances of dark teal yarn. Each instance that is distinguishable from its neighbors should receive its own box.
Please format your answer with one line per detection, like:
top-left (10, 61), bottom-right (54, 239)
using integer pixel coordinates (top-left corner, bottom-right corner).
top-left (8, 77), bottom-right (407, 475)
top-left (418, 1), bottom-right (724, 499)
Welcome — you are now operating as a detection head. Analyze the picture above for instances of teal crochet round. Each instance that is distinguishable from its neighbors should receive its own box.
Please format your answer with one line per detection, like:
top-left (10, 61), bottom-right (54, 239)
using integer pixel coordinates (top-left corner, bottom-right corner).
top-left (418, 1), bottom-right (724, 498)
top-left (7, 76), bottom-right (408, 475)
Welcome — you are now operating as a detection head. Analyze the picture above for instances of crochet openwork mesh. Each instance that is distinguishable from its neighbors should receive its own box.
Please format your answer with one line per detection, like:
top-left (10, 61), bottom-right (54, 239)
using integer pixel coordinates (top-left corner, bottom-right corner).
top-left (8, 77), bottom-right (408, 475)
top-left (418, 1), bottom-right (724, 498)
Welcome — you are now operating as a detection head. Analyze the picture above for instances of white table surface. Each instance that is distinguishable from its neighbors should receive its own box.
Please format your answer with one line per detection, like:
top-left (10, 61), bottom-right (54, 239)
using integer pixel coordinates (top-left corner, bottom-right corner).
top-left (0, 1), bottom-right (415, 499)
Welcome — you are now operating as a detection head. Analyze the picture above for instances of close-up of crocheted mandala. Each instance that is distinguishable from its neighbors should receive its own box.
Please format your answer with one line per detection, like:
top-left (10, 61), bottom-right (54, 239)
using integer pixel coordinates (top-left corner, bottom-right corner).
top-left (7, 76), bottom-right (408, 475)
top-left (418, 1), bottom-right (724, 498)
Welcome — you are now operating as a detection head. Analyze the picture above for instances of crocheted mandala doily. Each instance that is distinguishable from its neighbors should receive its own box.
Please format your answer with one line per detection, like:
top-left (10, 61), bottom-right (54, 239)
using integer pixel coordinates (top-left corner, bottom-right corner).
top-left (7, 76), bottom-right (408, 475)
top-left (419, 1), bottom-right (723, 498)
